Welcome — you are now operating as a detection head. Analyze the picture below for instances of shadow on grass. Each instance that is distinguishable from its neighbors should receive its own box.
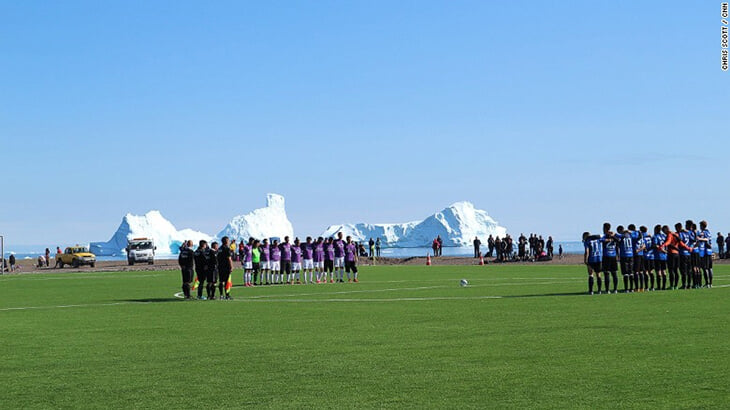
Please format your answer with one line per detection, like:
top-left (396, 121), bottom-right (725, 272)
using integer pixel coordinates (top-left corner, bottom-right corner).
top-left (119, 298), bottom-right (183, 303)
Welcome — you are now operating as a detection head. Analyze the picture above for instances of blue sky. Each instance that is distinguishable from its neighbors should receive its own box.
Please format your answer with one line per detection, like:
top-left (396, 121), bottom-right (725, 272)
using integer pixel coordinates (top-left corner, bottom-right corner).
top-left (1, 1), bottom-right (728, 246)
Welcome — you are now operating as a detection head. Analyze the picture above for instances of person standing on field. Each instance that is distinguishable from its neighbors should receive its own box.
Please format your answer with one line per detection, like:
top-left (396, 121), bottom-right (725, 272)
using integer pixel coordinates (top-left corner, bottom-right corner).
top-left (206, 242), bottom-right (219, 299)
top-left (194, 240), bottom-right (209, 300)
top-left (473, 236), bottom-right (481, 258)
top-left (375, 238), bottom-right (381, 257)
top-left (717, 232), bottom-right (724, 259)
top-left (178, 240), bottom-right (195, 299)
top-left (217, 236), bottom-right (234, 299)
top-left (345, 236), bottom-right (359, 282)
top-left (44, 248), bottom-right (50, 266)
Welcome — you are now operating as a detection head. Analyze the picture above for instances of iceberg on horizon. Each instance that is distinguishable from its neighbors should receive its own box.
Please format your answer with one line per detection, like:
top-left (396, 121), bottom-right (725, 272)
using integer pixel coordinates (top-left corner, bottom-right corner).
top-left (321, 201), bottom-right (507, 247)
top-left (90, 211), bottom-right (212, 256)
top-left (216, 193), bottom-right (294, 241)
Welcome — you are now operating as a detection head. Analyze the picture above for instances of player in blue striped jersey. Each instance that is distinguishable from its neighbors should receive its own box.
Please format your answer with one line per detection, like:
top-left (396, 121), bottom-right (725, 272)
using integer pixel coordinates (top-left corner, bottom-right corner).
top-left (628, 224), bottom-right (645, 291)
top-left (652, 225), bottom-right (668, 290)
top-left (583, 232), bottom-right (603, 294)
top-left (697, 221), bottom-right (714, 288)
top-left (687, 221), bottom-right (701, 288)
top-left (615, 226), bottom-right (635, 292)
top-left (601, 222), bottom-right (619, 294)
top-left (642, 226), bottom-right (656, 291)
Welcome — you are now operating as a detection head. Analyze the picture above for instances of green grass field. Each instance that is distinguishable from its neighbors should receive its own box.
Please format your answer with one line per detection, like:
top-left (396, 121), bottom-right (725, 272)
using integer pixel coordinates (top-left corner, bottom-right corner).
top-left (1, 264), bottom-right (728, 409)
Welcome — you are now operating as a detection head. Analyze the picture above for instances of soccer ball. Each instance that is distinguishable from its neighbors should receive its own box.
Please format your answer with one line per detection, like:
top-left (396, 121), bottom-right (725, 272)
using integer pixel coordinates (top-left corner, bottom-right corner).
top-left (460, 279), bottom-right (469, 287)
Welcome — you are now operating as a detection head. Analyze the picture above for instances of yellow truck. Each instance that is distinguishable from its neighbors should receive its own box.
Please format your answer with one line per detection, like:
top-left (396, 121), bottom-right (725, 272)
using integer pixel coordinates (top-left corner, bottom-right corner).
top-left (56, 246), bottom-right (96, 268)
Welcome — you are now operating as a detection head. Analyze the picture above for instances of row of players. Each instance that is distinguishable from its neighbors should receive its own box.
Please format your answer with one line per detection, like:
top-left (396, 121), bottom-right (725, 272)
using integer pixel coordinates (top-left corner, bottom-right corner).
top-left (583, 220), bottom-right (715, 295)
top-left (177, 232), bottom-right (361, 300)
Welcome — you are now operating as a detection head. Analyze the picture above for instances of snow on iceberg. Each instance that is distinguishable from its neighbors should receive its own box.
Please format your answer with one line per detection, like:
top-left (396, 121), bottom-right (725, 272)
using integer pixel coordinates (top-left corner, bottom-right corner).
top-left (321, 201), bottom-right (507, 247)
top-left (217, 193), bottom-right (294, 241)
top-left (90, 210), bottom-right (212, 256)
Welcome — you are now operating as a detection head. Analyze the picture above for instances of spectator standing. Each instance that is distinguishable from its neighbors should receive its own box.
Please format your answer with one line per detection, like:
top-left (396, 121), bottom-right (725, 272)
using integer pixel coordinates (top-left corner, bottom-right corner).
top-left (45, 248), bottom-right (50, 266)
top-left (717, 232), bottom-right (725, 259)
top-left (375, 238), bottom-right (381, 257)
top-left (8, 254), bottom-right (16, 272)
top-left (558, 244), bottom-right (563, 259)
top-left (487, 235), bottom-right (495, 257)
top-left (725, 234), bottom-right (730, 259)
top-left (368, 238), bottom-right (375, 258)
top-left (436, 235), bottom-right (443, 257)
top-left (546, 237), bottom-right (554, 258)
top-left (495, 237), bottom-right (503, 262)
top-left (473, 236), bottom-right (481, 258)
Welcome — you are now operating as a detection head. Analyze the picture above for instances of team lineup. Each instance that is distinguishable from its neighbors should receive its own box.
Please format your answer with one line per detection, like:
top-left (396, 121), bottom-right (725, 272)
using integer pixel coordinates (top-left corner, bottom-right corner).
top-left (177, 232), bottom-right (360, 300)
top-left (583, 220), bottom-right (715, 295)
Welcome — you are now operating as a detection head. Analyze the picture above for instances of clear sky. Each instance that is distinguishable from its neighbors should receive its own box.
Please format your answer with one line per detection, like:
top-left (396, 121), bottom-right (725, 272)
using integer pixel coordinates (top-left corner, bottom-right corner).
top-left (1, 1), bottom-right (728, 246)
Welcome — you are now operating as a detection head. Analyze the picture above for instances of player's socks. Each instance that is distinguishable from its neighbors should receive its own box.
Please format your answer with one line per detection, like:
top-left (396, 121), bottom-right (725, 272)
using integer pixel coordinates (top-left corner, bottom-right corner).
top-left (589, 276), bottom-right (594, 293)
top-left (611, 272), bottom-right (618, 291)
top-left (649, 273), bottom-right (655, 290)
top-left (622, 275), bottom-right (628, 291)
top-left (644, 273), bottom-right (649, 289)
top-left (661, 275), bottom-right (667, 290)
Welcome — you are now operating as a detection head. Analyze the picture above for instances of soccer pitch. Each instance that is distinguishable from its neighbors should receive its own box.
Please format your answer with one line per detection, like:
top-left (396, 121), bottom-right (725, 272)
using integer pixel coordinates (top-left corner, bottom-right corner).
top-left (1, 265), bottom-right (728, 409)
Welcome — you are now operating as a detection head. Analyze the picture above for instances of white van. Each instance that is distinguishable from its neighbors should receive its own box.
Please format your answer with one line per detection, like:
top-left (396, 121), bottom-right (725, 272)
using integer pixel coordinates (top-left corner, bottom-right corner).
top-left (126, 238), bottom-right (156, 265)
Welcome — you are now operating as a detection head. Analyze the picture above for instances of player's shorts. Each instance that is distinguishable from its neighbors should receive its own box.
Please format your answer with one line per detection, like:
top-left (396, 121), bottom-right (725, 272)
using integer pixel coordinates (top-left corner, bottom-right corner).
top-left (345, 260), bottom-right (358, 273)
top-left (292, 262), bottom-right (302, 271)
top-left (303, 259), bottom-right (314, 270)
top-left (644, 258), bottom-right (654, 271)
top-left (270, 261), bottom-right (281, 271)
top-left (633, 256), bottom-right (644, 272)
top-left (260, 261), bottom-right (270, 270)
top-left (678, 254), bottom-right (690, 271)
top-left (587, 261), bottom-right (602, 273)
top-left (334, 257), bottom-right (345, 268)
top-left (324, 259), bottom-right (334, 272)
top-left (655, 260), bottom-right (667, 271)
top-left (207, 268), bottom-right (218, 283)
top-left (602, 257), bottom-right (618, 272)
top-left (690, 253), bottom-right (700, 268)
top-left (244, 261), bottom-right (253, 270)
top-left (700, 255), bottom-right (712, 269)
top-left (315, 261), bottom-right (324, 269)
top-left (620, 256), bottom-right (633, 275)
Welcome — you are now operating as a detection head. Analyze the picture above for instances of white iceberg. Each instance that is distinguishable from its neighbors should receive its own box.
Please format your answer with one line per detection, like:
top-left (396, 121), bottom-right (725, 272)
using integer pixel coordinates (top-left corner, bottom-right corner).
top-left (217, 193), bottom-right (294, 241)
top-left (90, 211), bottom-right (212, 256)
top-left (321, 201), bottom-right (507, 247)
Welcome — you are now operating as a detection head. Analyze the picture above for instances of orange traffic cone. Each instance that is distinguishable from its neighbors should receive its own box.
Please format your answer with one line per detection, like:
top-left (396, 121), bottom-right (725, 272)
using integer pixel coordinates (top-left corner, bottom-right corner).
top-left (426, 254), bottom-right (432, 266)
top-left (479, 256), bottom-right (484, 265)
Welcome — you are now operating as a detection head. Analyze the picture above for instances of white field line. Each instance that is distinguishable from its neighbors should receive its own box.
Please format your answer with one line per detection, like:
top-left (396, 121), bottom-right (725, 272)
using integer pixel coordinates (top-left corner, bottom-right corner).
top-left (234, 296), bottom-right (504, 303)
top-left (0, 301), bottom-right (150, 312)
top-left (0, 274), bottom-right (164, 282)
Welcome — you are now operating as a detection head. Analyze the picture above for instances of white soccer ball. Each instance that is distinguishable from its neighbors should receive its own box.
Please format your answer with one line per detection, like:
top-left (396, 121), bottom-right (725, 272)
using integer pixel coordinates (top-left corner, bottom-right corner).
top-left (460, 279), bottom-right (469, 287)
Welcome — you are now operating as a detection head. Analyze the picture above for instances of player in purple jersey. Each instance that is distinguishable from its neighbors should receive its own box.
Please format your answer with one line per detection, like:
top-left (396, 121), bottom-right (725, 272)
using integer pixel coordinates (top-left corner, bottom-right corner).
top-left (281, 237), bottom-right (294, 284)
top-left (291, 238), bottom-right (302, 284)
top-left (344, 235), bottom-right (359, 282)
top-left (260, 238), bottom-right (271, 285)
top-left (302, 237), bottom-right (316, 284)
top-left (333, 232), bottom-right (346, 282)
top-left (324, 237), bottom-right (336, 283)
top-left (313, 237), bottom-right (325, 283)
top-left (242, 238), bottom-right (254, 287)
top-left (271, 239), bottom-right (281, 284)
